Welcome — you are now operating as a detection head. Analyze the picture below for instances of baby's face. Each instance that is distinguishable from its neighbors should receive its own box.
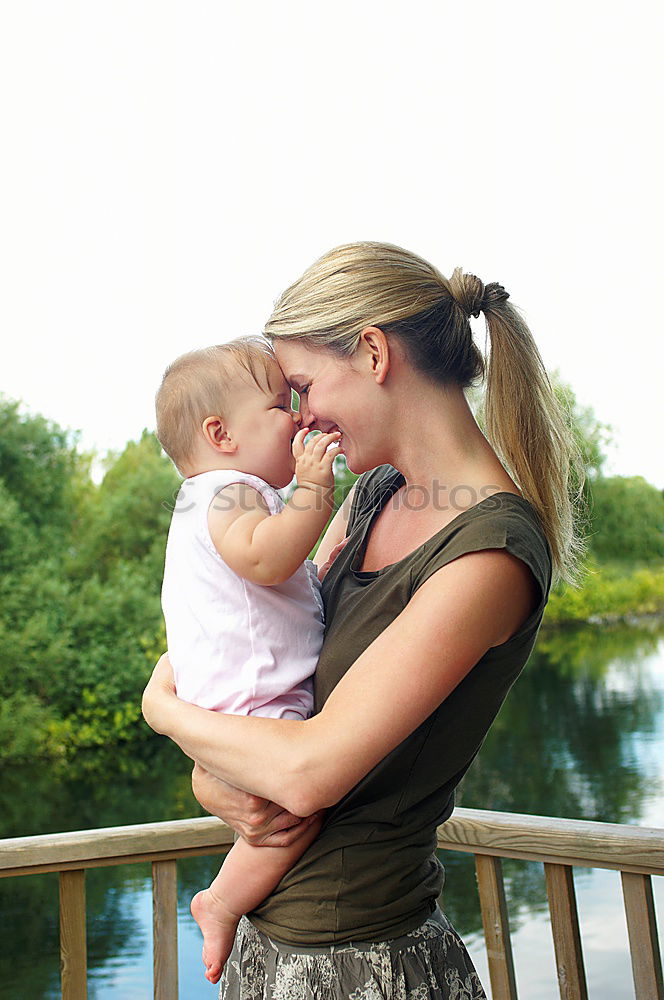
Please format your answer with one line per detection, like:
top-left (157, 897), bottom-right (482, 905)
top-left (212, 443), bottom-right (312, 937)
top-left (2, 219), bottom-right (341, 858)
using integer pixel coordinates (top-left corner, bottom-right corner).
top-left (227, 358), bottom-right (302, 488)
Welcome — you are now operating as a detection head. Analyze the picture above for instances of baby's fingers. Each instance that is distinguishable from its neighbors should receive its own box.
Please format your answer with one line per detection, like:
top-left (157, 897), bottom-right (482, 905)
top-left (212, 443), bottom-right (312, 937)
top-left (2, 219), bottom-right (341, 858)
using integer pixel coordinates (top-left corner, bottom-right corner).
top-left (321, 442), bottom-right (343, 469)
top-left (291, 427), bottom-right (310, 458)
top-left (306, 430), bottom-right (342, 457)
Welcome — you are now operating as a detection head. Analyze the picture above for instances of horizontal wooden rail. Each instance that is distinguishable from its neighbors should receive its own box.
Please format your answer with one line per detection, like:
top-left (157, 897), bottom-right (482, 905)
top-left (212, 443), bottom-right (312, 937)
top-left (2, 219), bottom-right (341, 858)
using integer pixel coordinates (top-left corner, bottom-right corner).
top-left (0, 816), bottom-right (235, 878)
top-left (436, 807), bottom-right (664, 876)
top-left (1, 808), bottom-right (662, 1000)
top-left (2, 809), bottom-right (662, 879)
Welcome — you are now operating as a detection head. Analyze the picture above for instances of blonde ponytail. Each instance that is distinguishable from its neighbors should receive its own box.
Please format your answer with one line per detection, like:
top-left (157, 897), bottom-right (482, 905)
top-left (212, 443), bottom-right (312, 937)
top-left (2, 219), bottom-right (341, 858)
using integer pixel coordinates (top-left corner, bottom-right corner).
top-left (452, 270), bottom-right (587, 588)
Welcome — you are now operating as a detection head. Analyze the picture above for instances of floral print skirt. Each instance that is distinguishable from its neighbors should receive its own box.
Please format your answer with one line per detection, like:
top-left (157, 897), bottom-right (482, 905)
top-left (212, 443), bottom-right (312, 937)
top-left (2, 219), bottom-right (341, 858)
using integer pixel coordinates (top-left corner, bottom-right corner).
top-left (218, 906), bottom-right (487, 1000)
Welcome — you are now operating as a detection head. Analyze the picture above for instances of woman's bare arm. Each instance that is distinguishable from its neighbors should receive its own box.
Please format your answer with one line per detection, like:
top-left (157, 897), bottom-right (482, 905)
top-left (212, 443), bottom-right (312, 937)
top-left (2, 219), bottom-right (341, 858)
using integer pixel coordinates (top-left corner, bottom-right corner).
top-left (190, 766), bottom-right (318, 846)
top-left (143, 548), bottom-right (536, 817)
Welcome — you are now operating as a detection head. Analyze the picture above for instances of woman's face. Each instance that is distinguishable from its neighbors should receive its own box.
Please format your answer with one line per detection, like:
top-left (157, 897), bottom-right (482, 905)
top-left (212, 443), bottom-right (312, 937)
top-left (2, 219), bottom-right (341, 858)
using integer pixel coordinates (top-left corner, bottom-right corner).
top-left (273, 339), bottom-right (377, 474)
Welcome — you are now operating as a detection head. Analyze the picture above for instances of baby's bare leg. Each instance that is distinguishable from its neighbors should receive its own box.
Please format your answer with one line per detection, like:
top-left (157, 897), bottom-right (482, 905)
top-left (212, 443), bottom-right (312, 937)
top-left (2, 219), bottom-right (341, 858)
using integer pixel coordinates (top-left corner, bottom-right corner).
top-left (190, 812), bottom-right (324, 984)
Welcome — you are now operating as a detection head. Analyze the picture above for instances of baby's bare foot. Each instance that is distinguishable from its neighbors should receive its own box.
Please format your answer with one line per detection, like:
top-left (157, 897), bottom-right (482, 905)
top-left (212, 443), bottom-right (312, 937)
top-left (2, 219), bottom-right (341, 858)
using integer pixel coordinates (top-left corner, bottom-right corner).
top-left (190, 888), bottom-right (239, 985)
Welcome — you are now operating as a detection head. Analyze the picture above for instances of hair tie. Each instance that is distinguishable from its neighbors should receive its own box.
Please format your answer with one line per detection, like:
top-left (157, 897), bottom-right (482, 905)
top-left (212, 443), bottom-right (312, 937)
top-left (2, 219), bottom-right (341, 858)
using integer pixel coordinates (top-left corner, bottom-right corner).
top-left (482, 283), bottom-right (510, 312)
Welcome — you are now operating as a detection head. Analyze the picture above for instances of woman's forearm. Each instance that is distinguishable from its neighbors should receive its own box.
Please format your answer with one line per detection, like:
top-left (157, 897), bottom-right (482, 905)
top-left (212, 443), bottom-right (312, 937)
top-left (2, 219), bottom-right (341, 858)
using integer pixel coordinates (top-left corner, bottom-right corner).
top-left (158, 694), bottom-right (318, 816)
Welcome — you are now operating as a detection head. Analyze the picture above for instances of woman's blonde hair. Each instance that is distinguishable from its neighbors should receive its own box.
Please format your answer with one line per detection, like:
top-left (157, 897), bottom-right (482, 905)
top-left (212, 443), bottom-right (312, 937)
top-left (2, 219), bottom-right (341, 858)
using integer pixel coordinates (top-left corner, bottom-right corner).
top-left (265, 242), bottom-right (587, 587)
top-left (155, 337), bottom-right (275, 474)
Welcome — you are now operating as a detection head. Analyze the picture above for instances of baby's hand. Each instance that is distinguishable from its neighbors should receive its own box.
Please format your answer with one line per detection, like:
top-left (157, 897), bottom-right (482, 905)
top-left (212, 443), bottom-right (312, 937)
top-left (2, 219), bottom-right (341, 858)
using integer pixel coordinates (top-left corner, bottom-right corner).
top-left (292, 427), bottom-right (343, 492)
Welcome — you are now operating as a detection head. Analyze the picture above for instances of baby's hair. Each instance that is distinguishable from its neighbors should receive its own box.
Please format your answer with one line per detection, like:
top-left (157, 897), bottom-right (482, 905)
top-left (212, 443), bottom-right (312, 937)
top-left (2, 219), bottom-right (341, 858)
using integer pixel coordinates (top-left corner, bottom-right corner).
top-left (156, 336), bottom-right (276, 475)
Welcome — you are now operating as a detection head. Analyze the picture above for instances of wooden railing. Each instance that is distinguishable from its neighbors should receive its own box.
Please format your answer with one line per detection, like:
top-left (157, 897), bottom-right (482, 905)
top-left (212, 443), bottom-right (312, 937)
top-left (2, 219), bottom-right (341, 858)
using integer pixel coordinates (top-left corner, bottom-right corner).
top-left (1, 808), bottom-right (662, 1000)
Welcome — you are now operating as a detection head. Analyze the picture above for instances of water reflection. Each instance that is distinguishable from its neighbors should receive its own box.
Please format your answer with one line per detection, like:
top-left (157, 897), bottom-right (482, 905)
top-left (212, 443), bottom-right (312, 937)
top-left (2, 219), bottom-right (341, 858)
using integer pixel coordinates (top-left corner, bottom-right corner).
top-left (445, 617), bottom-right (664, 952)
top-left (457, 620), bottom-right (664, 825)
top-left (1, 620), bottom-right (663, 999)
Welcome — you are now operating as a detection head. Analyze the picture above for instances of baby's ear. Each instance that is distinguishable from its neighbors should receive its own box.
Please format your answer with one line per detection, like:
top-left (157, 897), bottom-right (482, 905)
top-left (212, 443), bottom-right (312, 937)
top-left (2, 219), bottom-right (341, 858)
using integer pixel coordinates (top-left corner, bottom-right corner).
top-left (202, 416), bottom-right (235, 453)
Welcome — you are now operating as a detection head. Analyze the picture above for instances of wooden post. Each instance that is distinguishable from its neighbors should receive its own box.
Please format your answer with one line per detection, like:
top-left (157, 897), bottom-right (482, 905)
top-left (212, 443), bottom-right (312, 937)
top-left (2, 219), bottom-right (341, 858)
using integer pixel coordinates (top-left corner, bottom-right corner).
top-left (153, 859), bottom-right (178, 1000)
top-left (621, 871), bottom-right (664, 999)
top-left (59, 869), bottom-right (87, 1000)
top-left (475, 854), bottom-right (518, 1000)
top-left (544, 863), bottom-right (588, 1000)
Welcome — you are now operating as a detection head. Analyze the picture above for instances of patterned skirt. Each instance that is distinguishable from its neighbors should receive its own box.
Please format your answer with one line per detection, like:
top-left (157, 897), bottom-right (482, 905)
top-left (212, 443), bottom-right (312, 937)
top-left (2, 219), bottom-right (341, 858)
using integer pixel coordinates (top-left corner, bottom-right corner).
top-left (218, 906), bottom-right (487, 1000)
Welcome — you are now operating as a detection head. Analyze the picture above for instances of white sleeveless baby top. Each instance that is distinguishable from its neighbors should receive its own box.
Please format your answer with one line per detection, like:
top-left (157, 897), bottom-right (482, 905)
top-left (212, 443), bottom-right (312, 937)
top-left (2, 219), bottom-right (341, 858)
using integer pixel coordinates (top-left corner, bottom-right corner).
top-left (161, 469), bottom-right (323, 719)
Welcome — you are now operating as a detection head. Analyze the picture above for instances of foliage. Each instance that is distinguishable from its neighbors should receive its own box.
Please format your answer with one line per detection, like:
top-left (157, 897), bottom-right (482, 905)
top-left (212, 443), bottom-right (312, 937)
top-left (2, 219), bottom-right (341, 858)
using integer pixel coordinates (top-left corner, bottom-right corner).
top-left (544, 472), bottom-right (664, 625)
top-left (586, 475), bottom-right (664, 563)
top-left (0, 692), bottom-right (56, 761)
top-left (71, 430), bottom-right (180, 581)
top-left (0, 400), bottom-right (177, 761)
top-left (550, 373), bottom-right (613, 483)
top-left (543, 559), bottom-right (664, 626)
top-left (0, 395), bottom-right (90, 540)
top-left (0, 480), bottom-right (38, 574)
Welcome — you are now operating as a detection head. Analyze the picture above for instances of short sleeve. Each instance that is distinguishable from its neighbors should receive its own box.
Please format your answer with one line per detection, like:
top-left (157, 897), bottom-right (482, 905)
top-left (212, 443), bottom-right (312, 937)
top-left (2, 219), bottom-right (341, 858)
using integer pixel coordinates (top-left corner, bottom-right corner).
top-left (410, 495), bottom-right (553, 636)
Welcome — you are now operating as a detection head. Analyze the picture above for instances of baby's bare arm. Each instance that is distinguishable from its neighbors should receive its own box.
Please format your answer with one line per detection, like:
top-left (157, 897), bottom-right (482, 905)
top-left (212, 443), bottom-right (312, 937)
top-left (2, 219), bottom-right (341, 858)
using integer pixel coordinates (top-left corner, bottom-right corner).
top-left (208, 429), bottom-right (341, 585)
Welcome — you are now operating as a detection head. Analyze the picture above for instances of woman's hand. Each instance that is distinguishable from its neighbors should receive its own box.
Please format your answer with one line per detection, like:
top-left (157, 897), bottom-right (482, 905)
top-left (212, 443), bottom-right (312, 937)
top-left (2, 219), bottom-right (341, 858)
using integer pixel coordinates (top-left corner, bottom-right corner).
top-left (142, 653), bottom-right (178, 735)
top-left (192, 763), bottom-right (319, 847)
top-left (318, 537), bottom-right (349, 583)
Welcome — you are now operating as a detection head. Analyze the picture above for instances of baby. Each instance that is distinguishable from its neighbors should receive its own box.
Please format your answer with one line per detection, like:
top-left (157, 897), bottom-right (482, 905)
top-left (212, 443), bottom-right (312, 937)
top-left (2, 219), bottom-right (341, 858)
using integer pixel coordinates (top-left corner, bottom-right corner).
top-left (154, 337), bottom-right (343, 984)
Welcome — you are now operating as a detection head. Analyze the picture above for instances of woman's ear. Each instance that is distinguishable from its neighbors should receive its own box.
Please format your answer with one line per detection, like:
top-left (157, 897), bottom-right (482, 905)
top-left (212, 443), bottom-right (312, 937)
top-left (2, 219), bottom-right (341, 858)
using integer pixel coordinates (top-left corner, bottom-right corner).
top-left (357, 326), bottom-right (391, 385)
top-left (202, 416), bottom-right (236, 454)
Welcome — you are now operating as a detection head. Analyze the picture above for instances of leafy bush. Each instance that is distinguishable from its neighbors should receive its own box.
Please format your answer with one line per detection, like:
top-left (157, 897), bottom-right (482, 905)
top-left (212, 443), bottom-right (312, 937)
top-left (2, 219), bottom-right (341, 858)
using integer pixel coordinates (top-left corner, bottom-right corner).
top-left (0, 396), bottom-right (88, 541)
top-left (0, 692), bottom-right (57, 762)
top-left (544, 560), bottom-right (664, 625)
top-left (586, 476), bottom-right (664, 563)
top-left (0, 403), bottom-right (176, 761)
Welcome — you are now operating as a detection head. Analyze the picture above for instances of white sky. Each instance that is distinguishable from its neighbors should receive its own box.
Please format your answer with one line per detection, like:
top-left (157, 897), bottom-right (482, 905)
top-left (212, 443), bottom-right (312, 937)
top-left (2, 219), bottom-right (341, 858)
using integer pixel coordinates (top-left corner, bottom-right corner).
top-left (1, 1), bottom-right (663, 486)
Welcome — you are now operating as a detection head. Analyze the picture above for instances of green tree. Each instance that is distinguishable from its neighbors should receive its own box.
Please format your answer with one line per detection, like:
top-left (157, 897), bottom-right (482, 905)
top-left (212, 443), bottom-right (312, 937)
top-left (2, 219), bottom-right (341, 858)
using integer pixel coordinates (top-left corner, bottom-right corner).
top-left (72, 430), bottom-right (180, 581)
top-left (0, 395), bottom-right (90, 542)
top-left (587, 475), bottom-right (664, 564)
top-left (0, 401), bottom-right (178, 760)
top-left (552, 375), bottom-right (613, 483)
top-left (0, 480), bottom-right (38, 574)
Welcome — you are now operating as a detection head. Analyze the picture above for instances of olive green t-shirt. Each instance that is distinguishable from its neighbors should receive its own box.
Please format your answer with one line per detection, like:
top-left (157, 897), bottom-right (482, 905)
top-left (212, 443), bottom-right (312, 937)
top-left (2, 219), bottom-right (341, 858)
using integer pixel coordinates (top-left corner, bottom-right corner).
top-left (250, 464), bottom-right (553, 945)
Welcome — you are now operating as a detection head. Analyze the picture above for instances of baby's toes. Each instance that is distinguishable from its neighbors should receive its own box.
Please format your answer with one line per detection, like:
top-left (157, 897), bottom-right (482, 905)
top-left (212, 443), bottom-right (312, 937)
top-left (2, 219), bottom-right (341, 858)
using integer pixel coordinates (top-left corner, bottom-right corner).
top-left (205, 961), bottom-right (222, 985)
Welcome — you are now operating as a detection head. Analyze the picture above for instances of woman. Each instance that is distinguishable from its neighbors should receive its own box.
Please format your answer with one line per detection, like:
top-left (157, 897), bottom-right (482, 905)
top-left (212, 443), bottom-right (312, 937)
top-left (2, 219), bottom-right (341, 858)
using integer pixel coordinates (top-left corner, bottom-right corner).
top-left (143, 242), bottom-right (585, 998)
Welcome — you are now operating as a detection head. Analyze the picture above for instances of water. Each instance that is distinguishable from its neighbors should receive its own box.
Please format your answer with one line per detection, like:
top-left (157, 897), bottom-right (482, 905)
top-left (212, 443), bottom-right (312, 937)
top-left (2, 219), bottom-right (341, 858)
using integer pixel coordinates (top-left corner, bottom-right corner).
top-left (1, 619), bottom-right (663, 999)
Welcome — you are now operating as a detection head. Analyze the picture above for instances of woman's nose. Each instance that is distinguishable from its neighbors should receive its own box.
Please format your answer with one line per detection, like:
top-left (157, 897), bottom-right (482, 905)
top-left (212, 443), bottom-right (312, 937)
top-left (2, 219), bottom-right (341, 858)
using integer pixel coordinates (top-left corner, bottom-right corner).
top-left (297, 398), bottom-right (314, 427)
